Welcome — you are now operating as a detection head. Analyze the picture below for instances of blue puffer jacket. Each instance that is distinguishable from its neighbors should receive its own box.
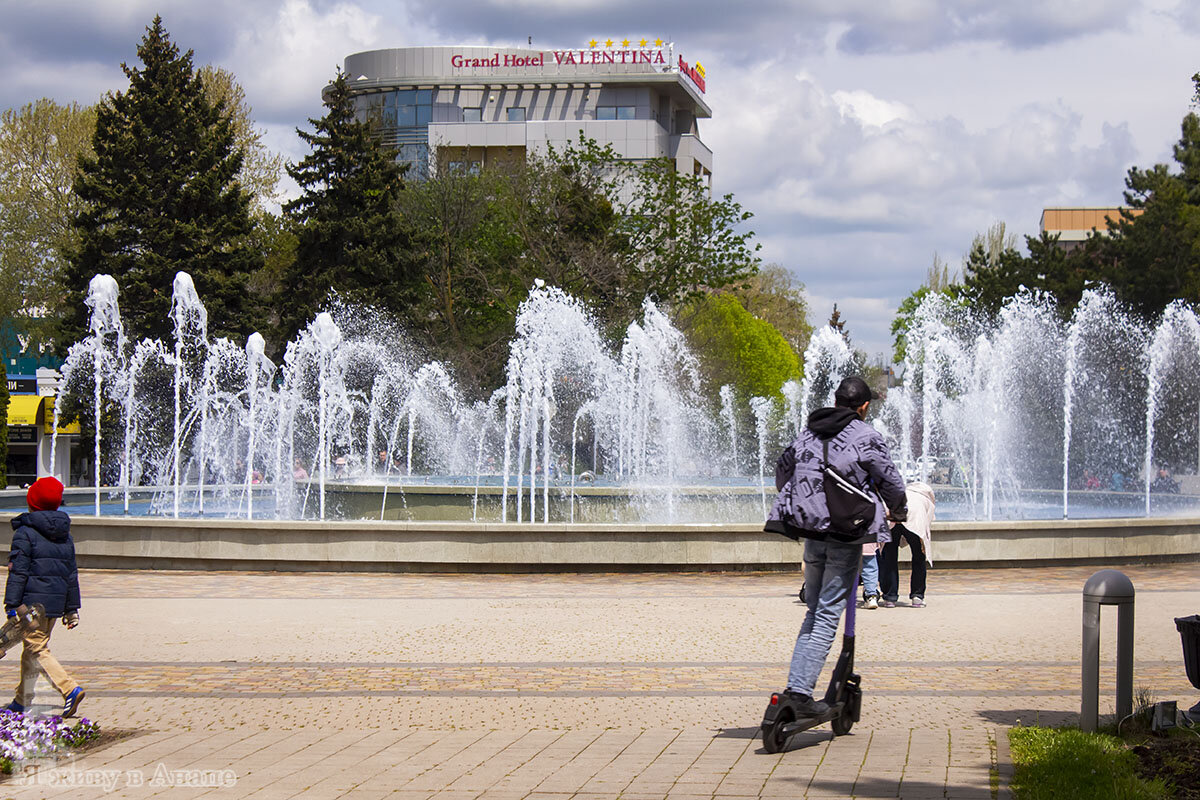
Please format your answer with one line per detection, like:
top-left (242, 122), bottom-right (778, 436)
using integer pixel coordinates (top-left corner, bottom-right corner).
top-left (767, 406), bottom-right (908, 544)
top-left (4, 510), bottom-right (81, 617)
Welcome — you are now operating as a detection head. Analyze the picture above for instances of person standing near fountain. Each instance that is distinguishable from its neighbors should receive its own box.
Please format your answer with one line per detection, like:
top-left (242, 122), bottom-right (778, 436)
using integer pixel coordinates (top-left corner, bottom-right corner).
top-left (766, 377), bottom-right (908, 717)
top-left (3, 477), bottom-right (86, 718)
top-left (879, 482), bottom-right (935, 608)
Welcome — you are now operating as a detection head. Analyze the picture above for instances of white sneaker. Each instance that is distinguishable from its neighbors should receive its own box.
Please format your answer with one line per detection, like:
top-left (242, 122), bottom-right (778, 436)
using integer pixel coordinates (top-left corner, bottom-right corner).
top-left (865, 594), bottom-right (879, 610)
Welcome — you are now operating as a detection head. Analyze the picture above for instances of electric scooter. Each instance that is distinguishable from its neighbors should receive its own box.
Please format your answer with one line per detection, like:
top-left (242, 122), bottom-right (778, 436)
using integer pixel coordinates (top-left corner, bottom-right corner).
top-left (760, 570), bottom-right (862, 753)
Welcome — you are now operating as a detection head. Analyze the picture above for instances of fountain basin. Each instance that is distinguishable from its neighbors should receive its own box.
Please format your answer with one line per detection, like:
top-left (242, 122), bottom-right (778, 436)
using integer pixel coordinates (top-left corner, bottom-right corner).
top-left (54, 514), bottom-right (1200, 572)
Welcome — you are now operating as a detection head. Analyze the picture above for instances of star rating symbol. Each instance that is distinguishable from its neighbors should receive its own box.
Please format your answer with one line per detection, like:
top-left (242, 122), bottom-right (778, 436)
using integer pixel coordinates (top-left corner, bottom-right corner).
top-left (605, 38), bottom-right (614, 47)
top-left (588, 38), bottom-right (598, 48)
top-left (639, 38), bottom-right (648, 47)
top-left (621, 38), bottom-right (630, 47)
top-left (655, 38), bottom-right (663, 46)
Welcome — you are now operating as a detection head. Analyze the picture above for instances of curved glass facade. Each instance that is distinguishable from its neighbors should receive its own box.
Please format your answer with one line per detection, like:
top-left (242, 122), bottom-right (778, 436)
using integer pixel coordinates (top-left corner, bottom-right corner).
top-left (355, 88), bottom-right (435, 176)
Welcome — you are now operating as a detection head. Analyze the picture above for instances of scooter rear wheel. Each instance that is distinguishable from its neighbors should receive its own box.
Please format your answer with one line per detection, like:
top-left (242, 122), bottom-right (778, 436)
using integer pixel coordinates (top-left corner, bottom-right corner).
top-left (762, 707), bottom-right (794, 754)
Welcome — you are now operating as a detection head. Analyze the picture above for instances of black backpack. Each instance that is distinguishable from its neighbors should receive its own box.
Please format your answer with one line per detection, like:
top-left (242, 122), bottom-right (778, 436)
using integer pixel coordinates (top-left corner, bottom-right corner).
top-left (822, 439), bottom-right (877, 543)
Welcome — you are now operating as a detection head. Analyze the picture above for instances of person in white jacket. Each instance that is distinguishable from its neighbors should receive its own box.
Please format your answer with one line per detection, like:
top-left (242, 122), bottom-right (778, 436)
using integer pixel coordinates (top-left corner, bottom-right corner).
top-left (879, 482), bottom-right (935, 608)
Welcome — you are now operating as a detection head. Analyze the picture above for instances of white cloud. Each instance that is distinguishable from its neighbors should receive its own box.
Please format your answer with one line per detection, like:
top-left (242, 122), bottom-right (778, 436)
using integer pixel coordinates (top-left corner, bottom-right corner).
top-left (225, 1), bottom-right (396, 122)
top-left (832, 90), bottom-right (913, 127)
top-left (0, 0), bottom-right (1192, 360)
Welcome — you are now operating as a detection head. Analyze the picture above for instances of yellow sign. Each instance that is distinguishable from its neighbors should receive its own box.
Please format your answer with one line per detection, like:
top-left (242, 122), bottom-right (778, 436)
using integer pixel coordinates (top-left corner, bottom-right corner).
top-left (41, 397), bottom-right (80, 435)
top-left (7, 395), bottom-right (43, 426)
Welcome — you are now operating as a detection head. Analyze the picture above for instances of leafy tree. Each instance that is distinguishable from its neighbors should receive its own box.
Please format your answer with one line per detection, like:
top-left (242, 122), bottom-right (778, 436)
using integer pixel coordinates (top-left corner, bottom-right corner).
top-left (280, 69), bottom-right (420, 341)
top-left (891, 254), bottom-right (971, 364)
top-left (245, 210), bottom-right (298, 342)
top-left (396, 135), bottom-right (764, 388)
top-left (618, 156), bottom-right (761, 307)
top-left (684, 293), bottom-right (800, 401)
top-left (0, 100), bottom-right (96, 344)
top-left (730, 263), bottom-right (812, 357)
top-left (399, 162), bottom-right (522, 387)
top-left (504, 139), bottom-right (629, 322)
top-left (197, 65), bottom-right (284, 211)
top-left (891, 285), bottom-right (932, 365)
top-left (62, 16), bottom-right (262, 348)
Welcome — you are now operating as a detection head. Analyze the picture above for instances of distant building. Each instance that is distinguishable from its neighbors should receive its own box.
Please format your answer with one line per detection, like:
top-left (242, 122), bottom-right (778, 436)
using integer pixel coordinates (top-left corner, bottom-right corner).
top-left (3, 321), bottom-right (79, 487)
top-left (1040, 207), bottom-right (1142, 251)
top-left (333, 42), bottom-right (713, 183)
top-left (5, 371), bottom-right (78, 487)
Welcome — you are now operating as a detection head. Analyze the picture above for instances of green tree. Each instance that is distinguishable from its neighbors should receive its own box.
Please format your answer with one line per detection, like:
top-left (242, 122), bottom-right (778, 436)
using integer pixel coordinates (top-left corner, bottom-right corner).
top-left (504, 139), bottom-right (628, 321)
top-left (280, 69), bottom-right (419, 341)
top-left (197, 65), bottom-right (284, 211)
top-left (958, 223), bottom-right (1027, 317)
top-left (618, 156), bottom-right (761, 307)
top-left (1096, 112), bottom-right (1200, 316)
top-left (684, 293), bottom-right (800, 401)
top-left (891, 255), bottom-right (971, 364)
top-left (399, 163), bottom-right (522, 387)
top-left (62, 16), bottom-right (262, 348)
top-left (732, 264), bottom-right (812, 357)
top-left (0, 99), bottom-right (96, 344)
top-left (891, 285), bottom-right (931, 365)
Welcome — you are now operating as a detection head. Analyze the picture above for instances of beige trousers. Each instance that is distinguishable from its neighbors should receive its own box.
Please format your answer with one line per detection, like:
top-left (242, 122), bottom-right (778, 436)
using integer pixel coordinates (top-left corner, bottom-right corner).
top-left (15, 617), bottom-right (78, 707)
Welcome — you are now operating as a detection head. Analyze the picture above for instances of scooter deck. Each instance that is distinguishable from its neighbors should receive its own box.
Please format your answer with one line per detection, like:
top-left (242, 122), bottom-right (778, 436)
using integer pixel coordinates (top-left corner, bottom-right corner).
top-left (777, 702), bottom-right (846, 738)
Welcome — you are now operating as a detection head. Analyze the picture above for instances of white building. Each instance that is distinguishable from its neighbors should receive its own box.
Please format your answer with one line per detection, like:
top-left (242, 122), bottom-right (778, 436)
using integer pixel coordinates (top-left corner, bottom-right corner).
top-left (335, 43), bottom-right (713, 182)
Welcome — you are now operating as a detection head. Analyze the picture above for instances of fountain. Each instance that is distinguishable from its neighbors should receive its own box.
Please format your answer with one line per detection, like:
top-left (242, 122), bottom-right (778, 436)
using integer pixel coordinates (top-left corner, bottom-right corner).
top-left (21, 273), bottom-right (1200, 528)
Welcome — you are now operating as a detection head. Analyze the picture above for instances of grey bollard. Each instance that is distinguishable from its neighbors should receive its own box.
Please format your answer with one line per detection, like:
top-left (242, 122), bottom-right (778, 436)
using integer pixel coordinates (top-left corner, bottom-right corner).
top-left (1081, 569), bottom-right (1135, 732)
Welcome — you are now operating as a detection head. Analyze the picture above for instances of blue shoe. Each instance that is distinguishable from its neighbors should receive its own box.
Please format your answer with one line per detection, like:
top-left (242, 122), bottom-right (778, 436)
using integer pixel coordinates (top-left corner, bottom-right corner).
top-left (62, 687), bottom-right (85, 719)
top-left (3, 701), bottom-right (24, 714)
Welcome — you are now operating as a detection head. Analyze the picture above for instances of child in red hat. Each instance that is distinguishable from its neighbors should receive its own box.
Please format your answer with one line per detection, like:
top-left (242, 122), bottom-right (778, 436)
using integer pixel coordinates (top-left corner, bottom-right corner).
top-left (3, 477), bottom-right (85, 717)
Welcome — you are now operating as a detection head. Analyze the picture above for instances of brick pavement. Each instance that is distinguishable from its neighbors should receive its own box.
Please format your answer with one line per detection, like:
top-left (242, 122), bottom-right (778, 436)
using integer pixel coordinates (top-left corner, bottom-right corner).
top-left (0, 563), bottom-right (1195, 798)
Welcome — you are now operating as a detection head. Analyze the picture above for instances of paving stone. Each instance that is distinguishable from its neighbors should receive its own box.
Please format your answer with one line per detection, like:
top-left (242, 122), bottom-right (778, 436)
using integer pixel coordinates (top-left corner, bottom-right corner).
top-left (5, 564), bottom-right (1193, 798)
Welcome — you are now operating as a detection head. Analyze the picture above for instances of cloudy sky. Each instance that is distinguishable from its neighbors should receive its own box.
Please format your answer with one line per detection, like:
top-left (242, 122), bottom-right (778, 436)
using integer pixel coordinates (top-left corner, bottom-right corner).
top-left (3, 0), bottom-right (1198, 358)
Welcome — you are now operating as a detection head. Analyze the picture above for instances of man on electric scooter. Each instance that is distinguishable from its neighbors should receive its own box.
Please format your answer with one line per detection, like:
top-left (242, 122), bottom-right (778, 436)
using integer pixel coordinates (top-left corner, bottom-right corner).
top-left (766, 376), bottom-right (907, 718)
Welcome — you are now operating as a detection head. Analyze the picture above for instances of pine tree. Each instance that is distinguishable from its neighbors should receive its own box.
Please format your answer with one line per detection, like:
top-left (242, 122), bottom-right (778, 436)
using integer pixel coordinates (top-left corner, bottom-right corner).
top-left (62, 16), bottom-right (261, 348)
top-left (279, 70), bottom-right (419, 340)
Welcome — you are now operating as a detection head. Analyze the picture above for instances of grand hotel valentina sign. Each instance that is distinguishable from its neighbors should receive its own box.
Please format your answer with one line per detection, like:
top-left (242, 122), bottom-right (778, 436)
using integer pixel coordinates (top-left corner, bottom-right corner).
top-left (449, 38), bottom-right (706, 93)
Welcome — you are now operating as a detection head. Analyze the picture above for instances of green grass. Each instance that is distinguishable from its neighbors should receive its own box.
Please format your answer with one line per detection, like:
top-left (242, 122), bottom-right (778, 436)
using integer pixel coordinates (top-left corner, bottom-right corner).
top-left (1008, 726), bottom-right (1173, 800)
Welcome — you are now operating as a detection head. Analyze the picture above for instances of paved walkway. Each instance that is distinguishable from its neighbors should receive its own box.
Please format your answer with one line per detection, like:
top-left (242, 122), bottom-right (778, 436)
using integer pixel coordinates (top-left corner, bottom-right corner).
top-left (1, 563), bottom-right (1196, 798)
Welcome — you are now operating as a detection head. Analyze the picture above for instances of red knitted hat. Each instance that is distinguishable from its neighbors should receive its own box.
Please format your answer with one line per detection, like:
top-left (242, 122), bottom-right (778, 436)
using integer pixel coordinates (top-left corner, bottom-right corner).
top-left (27, 477), bottom-right (64, 512)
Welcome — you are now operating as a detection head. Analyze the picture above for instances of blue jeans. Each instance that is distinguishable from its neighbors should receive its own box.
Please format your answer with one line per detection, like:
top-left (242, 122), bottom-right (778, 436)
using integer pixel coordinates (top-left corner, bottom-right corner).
top-left (787, 538), bottom-right (860, 696)
top-left (861, 550), bottom-right (880, 597)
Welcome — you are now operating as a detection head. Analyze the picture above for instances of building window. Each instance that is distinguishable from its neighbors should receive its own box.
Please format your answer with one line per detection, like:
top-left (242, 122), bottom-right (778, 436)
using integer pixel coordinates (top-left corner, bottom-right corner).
top-left (448, 160), bottom-right (482, 176)
top-left (506, 107), bottom-right (526, 122)
top-left (597, 106), bottom-right (636, 120)
top-left (463, 108), bottom-right (481, 122)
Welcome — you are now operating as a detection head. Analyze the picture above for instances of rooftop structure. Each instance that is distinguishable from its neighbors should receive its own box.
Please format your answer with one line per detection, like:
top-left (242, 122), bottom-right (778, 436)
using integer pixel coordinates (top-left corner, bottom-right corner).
top-left (334, 43), bottom-right (713, 182)
top-left (1040, 207), bottom-right (1142, 250)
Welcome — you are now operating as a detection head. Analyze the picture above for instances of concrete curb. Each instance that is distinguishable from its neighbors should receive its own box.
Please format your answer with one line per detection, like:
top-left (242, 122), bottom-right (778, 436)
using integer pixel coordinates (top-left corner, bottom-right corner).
top-left (47, 514), bottom-right (1200, 572)
top-left (995, 726), bottom-right (1014, 800)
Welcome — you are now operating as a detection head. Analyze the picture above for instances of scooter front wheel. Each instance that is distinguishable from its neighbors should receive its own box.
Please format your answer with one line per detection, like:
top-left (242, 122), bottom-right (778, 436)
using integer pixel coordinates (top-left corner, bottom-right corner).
top-left (830, 704), bottom-right (854, 735)
top-left (831, 683), bottom-right (862, 736)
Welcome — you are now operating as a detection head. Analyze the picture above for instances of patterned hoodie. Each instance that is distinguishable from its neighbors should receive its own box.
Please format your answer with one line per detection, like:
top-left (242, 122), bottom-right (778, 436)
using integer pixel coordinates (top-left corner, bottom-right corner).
top-left (766, 406), bottom-right (908, 544)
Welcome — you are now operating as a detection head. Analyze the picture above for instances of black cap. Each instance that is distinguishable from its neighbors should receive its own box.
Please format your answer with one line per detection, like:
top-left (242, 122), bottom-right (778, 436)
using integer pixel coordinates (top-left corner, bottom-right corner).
top-left (834, 376), bottom-right (878, 407)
